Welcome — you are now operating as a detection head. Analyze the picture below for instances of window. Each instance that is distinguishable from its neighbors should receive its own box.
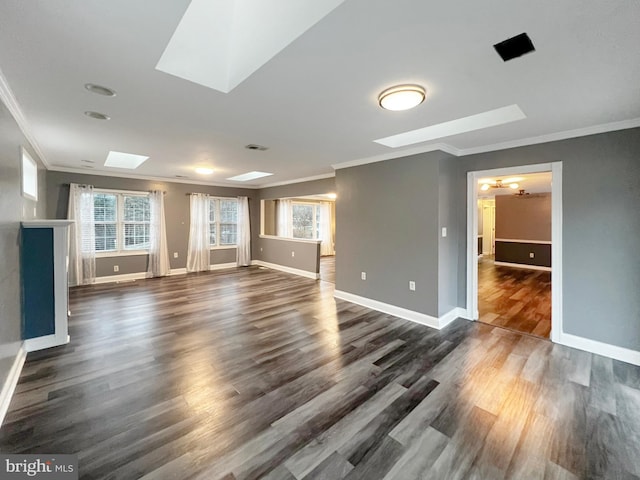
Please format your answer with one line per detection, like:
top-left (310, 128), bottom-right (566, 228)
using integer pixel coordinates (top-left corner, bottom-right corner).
top-left (94, 190), bottom-right (150, 253)
top-left (209, 198), bottom-right (238, 247)
top-left (21, 147), bottom-right (38, 201)
top-left (292, 202), bottom-right (320, 239)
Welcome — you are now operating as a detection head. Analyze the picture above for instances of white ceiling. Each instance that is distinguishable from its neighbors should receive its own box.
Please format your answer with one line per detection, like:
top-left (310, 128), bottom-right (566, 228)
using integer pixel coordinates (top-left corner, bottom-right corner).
top-left (0, 0), bottom-right (639, 187)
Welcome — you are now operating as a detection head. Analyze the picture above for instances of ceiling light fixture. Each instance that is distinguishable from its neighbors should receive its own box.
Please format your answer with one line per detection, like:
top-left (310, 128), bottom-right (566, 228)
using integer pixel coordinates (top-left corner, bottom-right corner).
top-left (84, 83), bottom-right (116, 97)
top-left (378, 84), bottom-right (426, 111)
top-left (195, 167), bottom-right (214, 175)
top-left (479, 179), bottom-right (520, 191)
top-left (84, 111), bottom-right (110, 120)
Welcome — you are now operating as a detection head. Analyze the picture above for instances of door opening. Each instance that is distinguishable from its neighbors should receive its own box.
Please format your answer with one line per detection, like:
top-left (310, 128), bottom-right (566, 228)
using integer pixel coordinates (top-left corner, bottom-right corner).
top-left (467, 162), bottom-right (562, 342)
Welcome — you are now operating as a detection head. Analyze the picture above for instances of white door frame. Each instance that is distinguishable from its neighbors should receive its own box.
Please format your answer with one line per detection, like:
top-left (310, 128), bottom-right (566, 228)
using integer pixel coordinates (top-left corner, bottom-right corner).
top-left (466, 162), bottom-right (563, 343)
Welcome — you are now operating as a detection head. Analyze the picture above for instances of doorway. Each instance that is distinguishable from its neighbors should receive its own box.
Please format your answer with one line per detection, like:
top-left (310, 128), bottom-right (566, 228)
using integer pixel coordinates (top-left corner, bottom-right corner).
top-left (467, 162), bottom-right (563, 342)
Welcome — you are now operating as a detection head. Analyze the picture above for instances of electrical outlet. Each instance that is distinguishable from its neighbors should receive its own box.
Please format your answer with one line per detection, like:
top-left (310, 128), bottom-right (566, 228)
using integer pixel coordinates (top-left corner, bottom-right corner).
top-left (291, 251), bottom-right (295, 257)
top-left (113, 265), bottom-right (119, 272)
top-left (361, 272), bottom-right (366, 280)
top-left (260, 247), bottom-right (263, 252)
top-left (441, 227), bottom-right (447, 237)
top-left (529, 252), bottom-right (535, 258)
top-left (409, 281), bottom-right (416, 291)
top-left (173, 252), bottom-right (178, 258)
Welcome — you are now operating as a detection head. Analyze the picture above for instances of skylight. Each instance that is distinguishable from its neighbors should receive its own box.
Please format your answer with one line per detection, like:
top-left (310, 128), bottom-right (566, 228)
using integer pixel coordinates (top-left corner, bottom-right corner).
top-left (155, 0), bottom-right (347, 93)
top-left (374, 104), bottom-right (527, 148)
top-left (226, 171), bottom-right (273, 182)
top-left (104, 151), bottom-right (149, 169)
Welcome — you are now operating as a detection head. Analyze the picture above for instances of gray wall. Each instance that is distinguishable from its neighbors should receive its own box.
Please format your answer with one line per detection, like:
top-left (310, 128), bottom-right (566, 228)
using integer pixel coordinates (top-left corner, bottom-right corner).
top-left (495, 193), bottom-right (551, 241)
top-left (258, 237), bottom-right (320, 274)
top-left (335, 152), bottom-right (448, 318)
top-left (0, 100), bottom-right (47, 395)
top-left (259, 177), bottom-right (335, 201)
top-left (254, 177), bottom-right (335, 271)
top-left (47, 172), bottom-right (256, 276)
top-left (457, 127), bottom-right (640, 351)
top-left (438, 155), bottom-right (459, 316)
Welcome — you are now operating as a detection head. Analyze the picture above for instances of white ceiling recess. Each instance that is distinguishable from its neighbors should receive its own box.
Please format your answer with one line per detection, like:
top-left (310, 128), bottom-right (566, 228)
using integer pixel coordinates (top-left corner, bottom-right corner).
top-left (0, 0), bottom-right (638, 187)
top-left (156, 0), bottom-right (347, 93)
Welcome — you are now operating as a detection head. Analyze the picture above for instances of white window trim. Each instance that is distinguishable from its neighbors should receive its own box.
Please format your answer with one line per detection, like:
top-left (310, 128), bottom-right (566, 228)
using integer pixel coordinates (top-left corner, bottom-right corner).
top-left (94, 188), bottom-right (150, 257)
top-left (209, 196), bottom-right (239, 248)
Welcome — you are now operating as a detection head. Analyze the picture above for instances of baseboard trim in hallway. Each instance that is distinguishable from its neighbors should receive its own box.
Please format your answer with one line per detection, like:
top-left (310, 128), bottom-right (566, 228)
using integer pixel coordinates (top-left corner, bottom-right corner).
top-left (334, 290), bottom-right (470, 329)
top-left (558, 332), bottom-right (640, 366)
top-left (0, 344), bottom-right (26, 427)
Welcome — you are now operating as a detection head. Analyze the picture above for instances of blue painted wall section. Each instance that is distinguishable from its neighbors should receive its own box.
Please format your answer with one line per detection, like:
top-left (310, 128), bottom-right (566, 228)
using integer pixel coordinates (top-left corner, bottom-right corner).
top-left (21, 227), bottom-right (55, 338)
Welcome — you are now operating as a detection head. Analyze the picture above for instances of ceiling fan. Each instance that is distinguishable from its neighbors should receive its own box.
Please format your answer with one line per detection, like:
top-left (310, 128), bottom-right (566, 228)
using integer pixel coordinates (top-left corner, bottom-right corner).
top-left (514, 189), bottom-right (530, 196)
top-left (479, 177), bottom-right (522, 191)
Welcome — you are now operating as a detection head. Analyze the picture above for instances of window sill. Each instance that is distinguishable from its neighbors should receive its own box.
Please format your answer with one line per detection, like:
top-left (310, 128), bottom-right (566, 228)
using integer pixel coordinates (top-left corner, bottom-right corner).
top-left (259, 234), bottom-right (322, 244)
top-left (210, 245), bottom-right (237, 250)
top-left (96, 250), bottom-right (149, 258)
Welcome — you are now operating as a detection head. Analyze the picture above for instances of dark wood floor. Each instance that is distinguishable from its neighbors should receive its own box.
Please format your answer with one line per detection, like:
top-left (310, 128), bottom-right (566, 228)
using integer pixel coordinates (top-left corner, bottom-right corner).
top-left (320, 256), bottom-right (335, 283)
top-left (478, 256), bottom-right (551, 338)
top-left (2, 267), bottom-right (639, 479)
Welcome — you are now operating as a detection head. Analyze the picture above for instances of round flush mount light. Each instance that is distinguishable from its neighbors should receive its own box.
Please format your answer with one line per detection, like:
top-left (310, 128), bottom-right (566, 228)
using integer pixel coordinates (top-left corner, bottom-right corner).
top-left (195, 167), bottom-right (214, 175)
top-left (84, 111), bottom-right (110, 120)
top-left (378, 84), bottom-right (426, 111)
top-left (85, 83), bottom-right (116, 97)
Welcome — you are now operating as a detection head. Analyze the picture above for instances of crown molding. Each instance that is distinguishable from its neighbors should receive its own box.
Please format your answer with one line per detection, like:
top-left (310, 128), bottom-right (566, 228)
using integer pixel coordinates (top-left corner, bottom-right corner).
top-left (0, 67), bottom-right (50, 168)
top-left (47, 166), bottom-right (266, 189)
top-left (331, 117), bottom-right (640, 171)
top-left (457, 117), bottom-right (640, 156)
top-left (331, 142), bottom-right (460, 170)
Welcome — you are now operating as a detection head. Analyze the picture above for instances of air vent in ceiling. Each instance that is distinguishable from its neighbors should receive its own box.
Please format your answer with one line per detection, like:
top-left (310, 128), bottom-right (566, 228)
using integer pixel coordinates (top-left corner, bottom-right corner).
top-left (494, 33), bottom-right (535, 62)
top-left (245, 144), bottom-right (268, 151)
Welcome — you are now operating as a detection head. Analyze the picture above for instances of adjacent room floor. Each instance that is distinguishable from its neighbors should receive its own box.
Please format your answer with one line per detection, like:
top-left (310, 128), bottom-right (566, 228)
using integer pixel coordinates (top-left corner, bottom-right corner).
top-left (320, 255), bottom-right (335, 283)
top-left (478, 255), bottom-right (551, 338)
top-left (2, 267), bottom-right (638, 479)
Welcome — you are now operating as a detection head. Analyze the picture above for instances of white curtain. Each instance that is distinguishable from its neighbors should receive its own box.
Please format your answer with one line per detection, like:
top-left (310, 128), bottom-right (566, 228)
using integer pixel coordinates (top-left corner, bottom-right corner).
top-left (147, 191), bottom-right (171, 277)
top-left (236, 196), bottom-right (251, 266)
top-left (187, 193), bottom-right (210, 272)
top-left (67, 183), bottom-right (95, 286)
top-left (276, 199), bottom-right (293, 237)
top-left (319, 202), bottom-right (334, 256)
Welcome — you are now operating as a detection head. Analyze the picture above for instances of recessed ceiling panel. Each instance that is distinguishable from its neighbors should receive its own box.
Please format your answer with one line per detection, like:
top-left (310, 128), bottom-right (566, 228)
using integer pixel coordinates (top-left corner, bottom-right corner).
top-left (374, 105), bottom-right (527, 148)
top-left (104, 151), bottom-right (149, 169)
top-left (156, 0), bottom-right (347, 93)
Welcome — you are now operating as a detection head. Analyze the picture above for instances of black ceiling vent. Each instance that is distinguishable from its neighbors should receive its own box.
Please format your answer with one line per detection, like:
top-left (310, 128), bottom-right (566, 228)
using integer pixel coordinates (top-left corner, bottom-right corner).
top-left (493, 32), bottom-right (535, 62)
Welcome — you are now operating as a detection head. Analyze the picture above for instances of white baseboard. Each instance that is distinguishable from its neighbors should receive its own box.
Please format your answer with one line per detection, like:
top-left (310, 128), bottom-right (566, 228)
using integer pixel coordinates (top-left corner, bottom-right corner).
top-left (94, 272), bottom-right (150, 284)
top-left (493, 261), bottom-right (552, 272)
top-left (558, 332), bottom-right (640, 366)
top-left (252, 260), bottom-right (320, 280)
top-left (439, 307), bottom-right (472, 327)
top-left (333, 290), bottom-right (467, 329)
top-left (92, 264), bottom-right (236, 284)
top-left (209, 263), bottom-right (237, 271)
top-left (0, 344), bottom-right (26, 427)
